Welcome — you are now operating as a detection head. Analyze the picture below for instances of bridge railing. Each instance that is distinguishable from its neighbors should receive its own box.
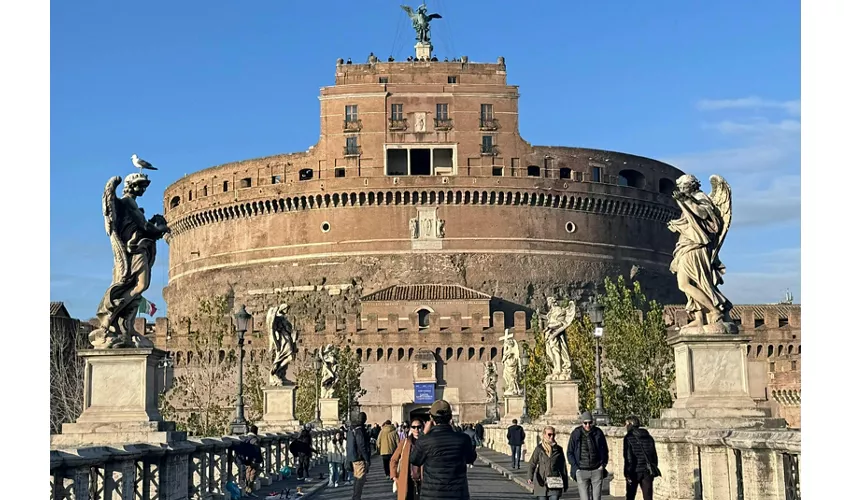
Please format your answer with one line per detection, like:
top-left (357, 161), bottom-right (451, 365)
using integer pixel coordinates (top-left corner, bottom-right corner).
top-left (50, 429), bottom-right (335, 500)
top-left (483, 423), bottom-right (800, 500)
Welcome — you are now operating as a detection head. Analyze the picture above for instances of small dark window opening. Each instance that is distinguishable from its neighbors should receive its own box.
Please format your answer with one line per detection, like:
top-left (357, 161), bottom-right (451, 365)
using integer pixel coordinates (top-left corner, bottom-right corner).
top-left (299, 168), bottom-right (314, 181)
top-left (271, 175), bottom-right (281, 184)
top-left (618, 169), bottom-right (646, 189)
top-left (240, 177), bottom-right (252, 189)
top-left (188, 190), bottom-right (193, 201)
top-left (379, 76), bottom-right (388, 84)
top-left (418, 309), bottom-right (430, 328)
top-left (592, 167), bottom-right (602, 182)
top-left (779, 318), bottom-right (789, 327)
top-left (223, 181), bottom-right (229, 192)
top-left (492, 166), bottom-right (503, 176)
top-left (527, 165), bottom-right (541, 177)
top-left (659, 178), bottom-right (675, 195)
top-left (791, 361), bottom-right (797, 370)
top-left (169, 196), bottom-right (181, 208)
top-left (421, 364), bottom-right (428, 370)
top-left (769, 361), bottom-right (775, 372)
top-left (334, 167), bottom-right (346, 178)
top-left (559, 168), bottom-right (572, 179)
top-left (755, 319), bottom-right (765, 328)
top-left (203, 185), bottom-right (208, 196)
top-left (447, 76), bottom-right (458, 84)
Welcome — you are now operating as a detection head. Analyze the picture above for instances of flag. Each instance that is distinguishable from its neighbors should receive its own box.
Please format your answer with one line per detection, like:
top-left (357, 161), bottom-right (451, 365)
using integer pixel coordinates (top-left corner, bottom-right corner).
top-left (138, 296), bottom-right (157, 316)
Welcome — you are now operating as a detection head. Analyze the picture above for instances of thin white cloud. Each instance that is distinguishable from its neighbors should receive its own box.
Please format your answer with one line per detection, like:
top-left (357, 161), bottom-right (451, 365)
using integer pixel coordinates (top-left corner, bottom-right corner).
top-left (733, 175), bottom-right (801, 228)
top-left (703, 119), bottom-right (801, 135)
top-left (663, 144), bottom-right (794, 174)
top-left (723, 247), bottom-right (801, 304)
top-left (697, 97), bottom-right (800, 116)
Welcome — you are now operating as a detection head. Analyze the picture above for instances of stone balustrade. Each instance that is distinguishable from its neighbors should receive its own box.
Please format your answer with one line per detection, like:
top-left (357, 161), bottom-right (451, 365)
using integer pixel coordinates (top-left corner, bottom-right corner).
top-left (50, 429), bottom-right (336, 500)
top-left (483, 423), bottom-right (800, 500)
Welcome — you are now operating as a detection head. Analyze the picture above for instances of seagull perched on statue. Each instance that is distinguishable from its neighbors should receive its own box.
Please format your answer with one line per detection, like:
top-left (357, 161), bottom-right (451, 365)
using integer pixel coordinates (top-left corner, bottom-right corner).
top-left (131, 154), bottom-right (158, 172)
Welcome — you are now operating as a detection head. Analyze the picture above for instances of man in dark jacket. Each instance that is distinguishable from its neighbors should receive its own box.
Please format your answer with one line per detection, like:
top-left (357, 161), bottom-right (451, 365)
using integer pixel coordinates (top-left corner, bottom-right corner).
top-left (409, 400), bottom-right (477, 500)
top-left (474, 422), bottom-right (484, 442)
top-left (623, 415), bottom-right (659, 500)
top-left (506, 419), bottom-right (526, 469)
top-left (347, 412), bottom-right (371, 500)
top-left (567, 412), bottom-right (609, 500)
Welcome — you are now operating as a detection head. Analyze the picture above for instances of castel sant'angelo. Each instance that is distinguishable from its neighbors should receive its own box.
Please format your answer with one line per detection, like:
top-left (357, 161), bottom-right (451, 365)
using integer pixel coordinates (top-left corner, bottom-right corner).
top-left (150, 6), bottom-right (800, 426)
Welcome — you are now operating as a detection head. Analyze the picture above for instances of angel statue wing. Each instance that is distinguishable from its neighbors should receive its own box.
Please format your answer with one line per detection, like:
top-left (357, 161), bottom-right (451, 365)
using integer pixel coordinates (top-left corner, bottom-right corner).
top-left (400, 4), bottom-right (416, 18)
top-left (564, 301), bottom-right (577, 327)
top-left (428, 13), bottom-right (443, 21)
top-left (708, 174), bottom-right (732, 264)
top-left (266, 305), bottom-right (279, 347)
top-left (103, 176), bottom-right (129, 284)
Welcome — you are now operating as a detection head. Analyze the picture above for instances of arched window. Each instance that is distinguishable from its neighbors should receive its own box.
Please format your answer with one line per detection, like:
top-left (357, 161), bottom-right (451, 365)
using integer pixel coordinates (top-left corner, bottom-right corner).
top-left (659, 178), bottom-right (675, 195)
top-left (417, 308), bottom-right (431, 328)
top-left (618, 169), bottom-right (646, 189)
top-left (169, 196), bottom-right (181, 208)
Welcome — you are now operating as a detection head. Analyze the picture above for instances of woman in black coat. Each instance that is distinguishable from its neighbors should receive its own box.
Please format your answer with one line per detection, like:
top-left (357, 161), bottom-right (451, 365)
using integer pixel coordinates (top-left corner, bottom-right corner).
top-left (527, 426), bottom-right (568, 500)
top-left (622, 416), bottom-right (660, 500)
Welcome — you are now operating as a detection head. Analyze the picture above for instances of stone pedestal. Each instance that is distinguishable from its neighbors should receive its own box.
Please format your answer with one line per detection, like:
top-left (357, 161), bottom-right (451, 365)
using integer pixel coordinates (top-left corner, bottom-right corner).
top-left (500, 395), bottom-right (524, 422)
top-left (319, 398), bottom-right (340, 427)
top-left (259, 385), bottom-right (300, 432)
top-left (415, 42), bottom-right (432, 60)
top-left (653, 334), bottom-right (786, 429)
top-left (543, 379), bottom-right (581, 423)
top-left (51, 348), bottom-right (185, 449)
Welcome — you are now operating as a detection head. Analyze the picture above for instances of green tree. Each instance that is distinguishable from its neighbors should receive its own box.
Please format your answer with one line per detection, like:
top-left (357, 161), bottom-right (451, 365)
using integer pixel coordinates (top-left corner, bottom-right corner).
top-left (294, 354), bottom-right (319, 424)
top-left (333, 345), bottom-right (367, 421)
top-left (598, 276), bottom-right (675, 423)
top-left (160, 295), bottom-right (236, 436)
top-left (519, 313), bottom-right (550, 420)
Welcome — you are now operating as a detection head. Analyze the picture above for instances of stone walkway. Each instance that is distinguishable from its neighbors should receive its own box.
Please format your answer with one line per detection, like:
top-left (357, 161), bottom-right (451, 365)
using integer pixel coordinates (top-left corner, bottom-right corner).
top-left (476, 447), bottom-right (625, 500)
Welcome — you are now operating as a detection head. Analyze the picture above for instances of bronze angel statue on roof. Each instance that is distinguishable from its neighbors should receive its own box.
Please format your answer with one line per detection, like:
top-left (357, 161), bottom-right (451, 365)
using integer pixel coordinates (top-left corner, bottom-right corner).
top-left (667, 174), bottom-right (736, 334)
top-left (89, 172), bottom-right (171, 348)
top-left (401, 4), bottom-right (442, 43)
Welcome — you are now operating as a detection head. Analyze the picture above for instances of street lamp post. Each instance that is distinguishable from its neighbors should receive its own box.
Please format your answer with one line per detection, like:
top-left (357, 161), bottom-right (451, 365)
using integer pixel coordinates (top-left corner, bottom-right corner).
top-left (313, 352), bottom-right (322, 425)
top-left (587, 298), bottom-right (610, 425)
top-left (520, 346), bottom-right (530, 424)
top-left (230, 304), bottom-right (252, 435)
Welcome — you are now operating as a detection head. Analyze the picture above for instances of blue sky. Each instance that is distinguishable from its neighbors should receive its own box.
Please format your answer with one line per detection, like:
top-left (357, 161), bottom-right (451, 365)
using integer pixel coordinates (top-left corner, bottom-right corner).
top-left (50, 0), bottom-right (801, 320)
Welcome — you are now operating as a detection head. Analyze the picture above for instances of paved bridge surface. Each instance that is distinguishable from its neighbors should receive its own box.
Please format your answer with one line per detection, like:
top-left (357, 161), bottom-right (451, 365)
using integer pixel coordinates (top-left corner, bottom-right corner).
top-left (251, 448), bottom-right (624, 500)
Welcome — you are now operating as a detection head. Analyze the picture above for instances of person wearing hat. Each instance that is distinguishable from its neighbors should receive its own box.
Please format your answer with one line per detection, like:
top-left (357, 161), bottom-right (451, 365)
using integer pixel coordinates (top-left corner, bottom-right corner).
top-left (409, 400), bottom-right (477, 500)
top-left (566, 412), bottom-right (609, 500)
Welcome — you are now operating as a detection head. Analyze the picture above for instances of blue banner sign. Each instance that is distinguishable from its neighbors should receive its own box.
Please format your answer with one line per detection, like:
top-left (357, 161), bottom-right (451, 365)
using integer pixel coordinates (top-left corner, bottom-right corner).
top-left (413, 383), bottom-right (435, 404)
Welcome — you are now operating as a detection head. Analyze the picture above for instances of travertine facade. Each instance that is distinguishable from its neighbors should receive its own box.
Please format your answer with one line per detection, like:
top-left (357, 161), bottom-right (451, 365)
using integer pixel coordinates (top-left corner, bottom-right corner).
top-left (161, 53), bottom-right (686, 328)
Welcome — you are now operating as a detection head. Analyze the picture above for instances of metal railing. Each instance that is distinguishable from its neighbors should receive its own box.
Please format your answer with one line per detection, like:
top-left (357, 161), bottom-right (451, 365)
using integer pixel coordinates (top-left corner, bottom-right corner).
top-left (388, 118), bottom-right (407, 131)
top-left (434, 118), bottom-right (453, 130)
top-left (343, 119), bottom-right (362, 132)
top-left (479, 118), bottom-right (499, 131)
top-left (343, 145), bottom-right (362, 157)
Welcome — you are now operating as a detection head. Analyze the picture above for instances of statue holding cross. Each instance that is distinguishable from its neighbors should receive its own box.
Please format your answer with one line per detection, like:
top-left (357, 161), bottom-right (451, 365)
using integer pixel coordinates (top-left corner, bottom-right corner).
top-left (499, 329), bottom-right (522, 396)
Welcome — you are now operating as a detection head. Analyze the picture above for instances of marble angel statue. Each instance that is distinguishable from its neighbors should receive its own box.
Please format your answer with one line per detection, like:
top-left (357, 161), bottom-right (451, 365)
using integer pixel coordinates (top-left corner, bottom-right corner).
top-left (319, 344), bottom-right (339, 398)
top-left (89, 172), bottom-right (170, 348)
top-left (500, 330), bottom-right (522, 396)
top-left (543, 297), bottom-right (576, 380)
top-left (483, 361), bottom-right (498, 403)
top-left (267, 303), bottom-right (297, 385)
top-left (667, 174), bottom-right (735, 333)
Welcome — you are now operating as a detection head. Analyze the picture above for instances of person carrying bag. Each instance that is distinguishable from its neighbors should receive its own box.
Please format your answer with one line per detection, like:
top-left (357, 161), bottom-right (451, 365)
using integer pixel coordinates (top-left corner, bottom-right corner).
top-left (527, 426), bottom-right (568, 500)
top-left (622, 415), bottom-right (661, 500)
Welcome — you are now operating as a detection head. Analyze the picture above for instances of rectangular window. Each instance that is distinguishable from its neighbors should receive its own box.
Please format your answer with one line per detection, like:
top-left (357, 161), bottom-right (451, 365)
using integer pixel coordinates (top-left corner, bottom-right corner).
top-left (391, 104), bottom-right (404, 121)
top-left (436, 103), bottom-right (449, 120)
top-left (271, 175), bottom-right (281, 184)
top-left (481, 135), bottom-right (494, 154)
top-left (345, 136), bottom-right (359, 155)
top-left (387, 149), bottom-right (408, 176)
top-left (223, 181), bottom-right (229, 192)
top-left (492, 166), bottom-right (503, 176)
top-left (560, 168), bottom-right (572, 179)
top-left (480, 104), bottom-right (494, 121)
top-left (447, 76), bottom-right (458, 84)
top-left (379, 76), bottom-right (388, 84)
top-left (240, 177), bottom-right (252, 189)
top-left (334, 167), bottom-right (346, 178)
top-left (592, 167), bottom-right (602, 182)
top-left (345, 105), bottom-right (358, 122)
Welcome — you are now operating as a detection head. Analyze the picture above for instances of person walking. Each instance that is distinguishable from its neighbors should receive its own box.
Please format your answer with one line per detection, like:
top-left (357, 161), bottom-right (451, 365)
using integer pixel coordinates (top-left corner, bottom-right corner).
top-left (474, 422), bottom-right (484, 443)
top-left (506, 418), bottom-right (526, 469)
top-left (567, 412), bottom-right (609, 500)
top-left (623, 416), bottom-right (660, 500)
top-left (235, 425), bottom-right (263, 498)
top-left (378, 420), bottom-right (400, 479)
top-left (527, 426), bottom-right (568, 500)
top-left (347, 412), bottom-right (372, 500)
top-left (409, 400), bottom-right (477, 500)
top-left (328, 431), bottom-right (346, 488)
top-left (390, 418), bottom-right (424, 500)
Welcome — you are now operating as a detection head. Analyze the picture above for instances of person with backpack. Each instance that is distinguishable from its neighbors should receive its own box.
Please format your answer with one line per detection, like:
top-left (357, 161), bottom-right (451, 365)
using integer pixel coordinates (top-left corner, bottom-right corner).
top-left (234, 425), bottom-right (263, 498)
top-left (622, 415), bottom-right (660, 500)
